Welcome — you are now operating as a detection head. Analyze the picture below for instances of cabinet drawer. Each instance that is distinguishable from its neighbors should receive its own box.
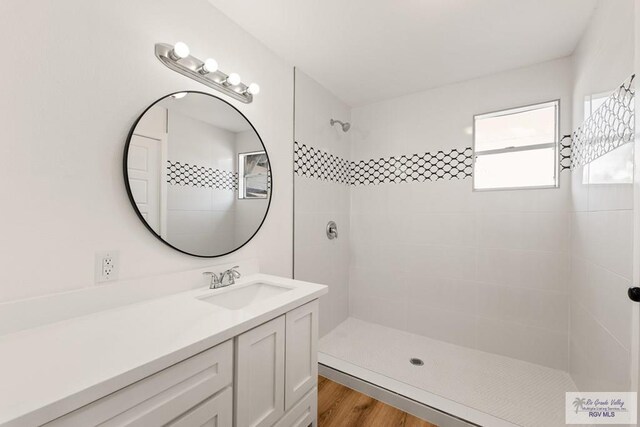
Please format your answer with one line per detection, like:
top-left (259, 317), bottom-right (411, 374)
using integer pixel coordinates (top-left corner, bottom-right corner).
top-left (274, 387), bottom-right (317, 427)
top-left (45, 340), bottom-right (233, 427)
top-left (167, 386), bottom-right (232, 427)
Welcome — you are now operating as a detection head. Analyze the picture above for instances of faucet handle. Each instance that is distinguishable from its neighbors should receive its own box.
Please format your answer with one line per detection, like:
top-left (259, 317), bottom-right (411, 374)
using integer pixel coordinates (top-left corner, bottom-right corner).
top-left (220, 266), bottom-right (241, 286)
top-left (229, 266), bottom-right (241, 278)
top-left (203, 271), bottom-right (221, 288)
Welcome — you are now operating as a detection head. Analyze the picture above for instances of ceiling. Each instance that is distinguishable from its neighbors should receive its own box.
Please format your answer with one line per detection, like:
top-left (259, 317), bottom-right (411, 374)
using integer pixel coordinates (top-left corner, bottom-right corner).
top-left (209, 0), bottom-right (598, 106)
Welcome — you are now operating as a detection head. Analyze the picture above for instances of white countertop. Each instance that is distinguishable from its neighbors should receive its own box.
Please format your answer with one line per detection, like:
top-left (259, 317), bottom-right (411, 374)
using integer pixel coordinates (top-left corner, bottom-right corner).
top-left (0, 274), bottom-right (327, 427)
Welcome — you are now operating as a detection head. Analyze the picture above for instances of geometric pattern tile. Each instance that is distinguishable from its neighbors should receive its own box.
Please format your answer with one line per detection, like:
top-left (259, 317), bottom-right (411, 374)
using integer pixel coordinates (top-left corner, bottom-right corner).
top-left (294, 141), bottom-right (351, 184)
top-left (294, 142), bottom-right (475, 186)
top-left (167, 160), bottom-right (238, 191)
top-left (350, 147), bottom-right (473, 185)
top-left (559, 135), bottom-right (572, 172)
top-left (571, 75), bottom-right (635, 169)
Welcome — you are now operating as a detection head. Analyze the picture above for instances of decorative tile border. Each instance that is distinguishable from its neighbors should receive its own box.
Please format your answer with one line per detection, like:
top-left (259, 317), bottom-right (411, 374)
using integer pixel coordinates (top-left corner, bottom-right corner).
top-left (571, 75), bottom-right (635, 169)
top-left (167, 161), bottom-right (238, 190)
top-left (295, 78), bottom-right (639, 182)
top-left (294, 142), bottom-right (351, 184)
top-left (559, 135), bottom-right (572, 172)
top-left (351, 148), bottom-right (473, 185)
top-left (294, 142), bottom-right (474, 185)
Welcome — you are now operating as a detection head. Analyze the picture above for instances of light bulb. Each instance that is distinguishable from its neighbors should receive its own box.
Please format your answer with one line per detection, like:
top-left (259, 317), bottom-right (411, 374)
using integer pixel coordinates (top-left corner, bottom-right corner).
top-left (170, 42), bottom-right (190, 60)
top-left (226, 73), bottom-right (241, 86)
top-left (200, 58), bottom-right (218, 74)
top-left (171, 92), bottom-right (187, 99)
top-left (247, 83), bottom-right (260, 95)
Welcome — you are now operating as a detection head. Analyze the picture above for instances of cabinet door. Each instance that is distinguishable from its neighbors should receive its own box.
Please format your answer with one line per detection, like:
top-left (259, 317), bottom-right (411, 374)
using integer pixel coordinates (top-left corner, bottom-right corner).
top-left (235, 316), bottom-right (285, 427)
top-left (168, 387), bottom-right (232, 427)
top-left (285, 300), bottom-right (319, 410)
top-left (274, 388), bottom-right (317, 427)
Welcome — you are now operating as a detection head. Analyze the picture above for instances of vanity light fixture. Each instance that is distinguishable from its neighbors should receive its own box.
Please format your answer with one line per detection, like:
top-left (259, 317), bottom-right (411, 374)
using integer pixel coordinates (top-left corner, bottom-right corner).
top-left (155, 42), bottom-right (257, 104)
top-left (246, 83), bottom-right (260, 95)
top-left (225, 73), bottom-right (242, 86)
top-left (168, 42), bottom-right (190, 60)
top-left (198, 58), bottom-right (218, 75)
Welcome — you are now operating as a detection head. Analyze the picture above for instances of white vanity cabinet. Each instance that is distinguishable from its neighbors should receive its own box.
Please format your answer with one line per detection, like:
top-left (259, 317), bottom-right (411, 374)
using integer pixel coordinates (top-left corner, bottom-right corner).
top-left (235, 299), bottom-right (319, 427)
top-left (0, 273), bottom-right (328, 427)
top-left (44, 340), bottom-right (234, 427)
top-left (39, 299), bottom-right (320, 427)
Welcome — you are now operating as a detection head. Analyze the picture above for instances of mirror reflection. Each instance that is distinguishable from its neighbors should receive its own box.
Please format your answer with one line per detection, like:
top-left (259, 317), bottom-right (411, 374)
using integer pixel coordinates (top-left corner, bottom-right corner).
top-left (582, 89), bottom-right (634, 185)
top-left (125, 91), bottom-right (271, 257)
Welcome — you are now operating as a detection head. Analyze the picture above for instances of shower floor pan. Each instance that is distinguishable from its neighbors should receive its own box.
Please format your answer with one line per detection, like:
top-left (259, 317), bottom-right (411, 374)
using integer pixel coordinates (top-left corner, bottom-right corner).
top-left (319, 318), bottom-right (577, 427)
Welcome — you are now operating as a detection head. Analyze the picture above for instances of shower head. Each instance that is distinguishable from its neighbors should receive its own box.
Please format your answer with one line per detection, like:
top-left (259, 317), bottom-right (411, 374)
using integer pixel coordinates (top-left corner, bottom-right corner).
top-left (330, 118), bottom-right (351, 132)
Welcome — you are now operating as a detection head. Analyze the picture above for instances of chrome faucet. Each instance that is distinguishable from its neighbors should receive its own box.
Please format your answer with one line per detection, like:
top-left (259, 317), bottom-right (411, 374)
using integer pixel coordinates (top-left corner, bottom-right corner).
top-left (203, 266), bottom-right (241, 289)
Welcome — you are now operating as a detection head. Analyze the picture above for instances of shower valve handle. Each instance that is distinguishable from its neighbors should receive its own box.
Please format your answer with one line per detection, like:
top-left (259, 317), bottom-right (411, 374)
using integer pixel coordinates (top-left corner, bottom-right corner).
top-left (326, 221), bottom-right (338, 240)
top-left (628, 287), bottom-right (640, 302)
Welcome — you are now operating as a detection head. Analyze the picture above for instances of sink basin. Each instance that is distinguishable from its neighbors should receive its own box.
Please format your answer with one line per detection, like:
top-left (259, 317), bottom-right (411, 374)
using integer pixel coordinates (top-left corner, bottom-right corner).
top-left (197, 283), bottom-right (292, 310)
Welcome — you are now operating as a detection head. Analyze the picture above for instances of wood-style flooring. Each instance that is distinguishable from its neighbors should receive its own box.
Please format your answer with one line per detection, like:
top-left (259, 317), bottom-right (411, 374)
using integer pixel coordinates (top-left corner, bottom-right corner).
top-left (317, 376), bottom-right (438, 427)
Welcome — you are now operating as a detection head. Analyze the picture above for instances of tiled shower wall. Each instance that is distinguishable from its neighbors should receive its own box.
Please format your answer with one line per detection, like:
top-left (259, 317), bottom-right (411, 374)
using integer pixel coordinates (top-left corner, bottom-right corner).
top-left (295, 59), bottom-right (574, 369)
top-left (568, 0), bottom-right (635, 392)
top-left (569, 91), bottom-right (634, 392)
top-left (294, 70), bottom-right (351, 336)
top-left (347, 58), bottom-right (574, 370)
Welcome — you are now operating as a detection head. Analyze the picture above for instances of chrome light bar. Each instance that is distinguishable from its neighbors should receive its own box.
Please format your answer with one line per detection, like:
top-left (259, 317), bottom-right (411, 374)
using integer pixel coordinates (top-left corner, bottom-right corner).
top-left (154, 43), bottom-right (258, 104)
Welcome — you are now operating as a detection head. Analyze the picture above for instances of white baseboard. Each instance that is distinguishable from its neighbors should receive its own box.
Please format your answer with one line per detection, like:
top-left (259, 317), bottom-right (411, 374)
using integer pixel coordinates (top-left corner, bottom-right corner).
top-left (319, 363), bottom-right (476, 427)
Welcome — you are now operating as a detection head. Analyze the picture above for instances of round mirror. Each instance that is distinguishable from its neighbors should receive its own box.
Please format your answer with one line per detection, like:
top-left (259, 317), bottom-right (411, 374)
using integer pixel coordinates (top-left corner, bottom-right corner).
top-left (124, 91), bottom-right (271, 257)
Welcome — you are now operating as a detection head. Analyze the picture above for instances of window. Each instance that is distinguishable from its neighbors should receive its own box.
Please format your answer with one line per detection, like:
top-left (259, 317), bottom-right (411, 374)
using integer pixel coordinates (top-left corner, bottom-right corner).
top-left (584, 91), bottom-right (611, 121)
top-left (582, 91), bottom-right (633, 185)
top-left (473, 100), bottom-right (559, 190)
top-left (238, 151), bottom-right (269, 199)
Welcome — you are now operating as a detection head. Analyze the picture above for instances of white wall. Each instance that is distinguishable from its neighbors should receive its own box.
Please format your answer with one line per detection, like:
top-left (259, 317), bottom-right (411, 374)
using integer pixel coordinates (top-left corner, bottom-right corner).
top-left (569, 0), bottom-right (635, 392)
top-left (572, 0), bottom-right (635, 129)
top-left (294, 70), bottom-right (351, 337)
top-left (0, 0), bottom-right (293, 303)
top-left (349, 58), bottom-right (573, 369)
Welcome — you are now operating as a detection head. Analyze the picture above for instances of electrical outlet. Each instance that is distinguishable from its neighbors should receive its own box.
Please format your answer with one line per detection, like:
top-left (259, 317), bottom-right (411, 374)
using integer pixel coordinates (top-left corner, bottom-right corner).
top-left (95, 251), bottom-right (119, 284)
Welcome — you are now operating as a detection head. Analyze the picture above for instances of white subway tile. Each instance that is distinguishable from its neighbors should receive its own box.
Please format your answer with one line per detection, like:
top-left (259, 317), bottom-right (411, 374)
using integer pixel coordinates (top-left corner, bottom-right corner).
top-left (569, 303), bottom-right (631, 391)
top-left (405, 303), bottom-right (477, 348)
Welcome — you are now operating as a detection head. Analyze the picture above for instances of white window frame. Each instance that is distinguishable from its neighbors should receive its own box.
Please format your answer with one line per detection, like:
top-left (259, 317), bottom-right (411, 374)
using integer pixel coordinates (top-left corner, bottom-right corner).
top-left (238, 150), bottom-right (268, 200)
top-left (472, 99), bottom-right (560, 192)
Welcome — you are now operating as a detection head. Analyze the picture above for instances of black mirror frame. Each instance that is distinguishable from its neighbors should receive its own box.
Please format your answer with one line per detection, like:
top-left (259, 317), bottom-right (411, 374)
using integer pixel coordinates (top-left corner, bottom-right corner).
top-left (123, 91), bottom-right (273, 258)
